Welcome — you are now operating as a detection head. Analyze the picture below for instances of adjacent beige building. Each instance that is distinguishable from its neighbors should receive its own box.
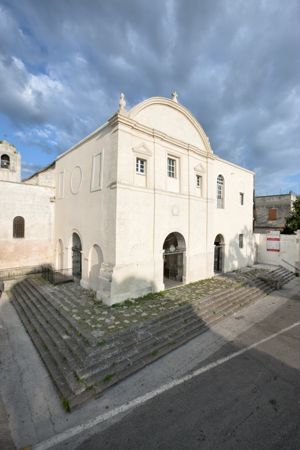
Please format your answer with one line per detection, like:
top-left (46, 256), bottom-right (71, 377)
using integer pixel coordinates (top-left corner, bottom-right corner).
top-left (254, 193), bottom-right (296, 234)
top-left (0, 95), bottom-right (255, 304)
top-left (0, 141), bottom-right (55, 271)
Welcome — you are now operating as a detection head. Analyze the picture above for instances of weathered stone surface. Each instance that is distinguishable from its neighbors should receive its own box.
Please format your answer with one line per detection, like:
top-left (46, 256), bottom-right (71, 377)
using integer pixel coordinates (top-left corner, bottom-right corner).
top-left (10, 266), bottom-right (294, 410)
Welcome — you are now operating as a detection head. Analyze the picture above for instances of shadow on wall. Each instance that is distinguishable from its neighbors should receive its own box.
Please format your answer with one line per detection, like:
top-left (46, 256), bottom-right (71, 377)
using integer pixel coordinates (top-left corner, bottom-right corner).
top-left (226, 225), bottom-right (256, 272)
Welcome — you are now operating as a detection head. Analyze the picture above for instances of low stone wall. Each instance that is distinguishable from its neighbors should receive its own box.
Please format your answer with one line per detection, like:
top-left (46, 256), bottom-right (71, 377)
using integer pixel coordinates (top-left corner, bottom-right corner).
top-left (255, 231), bottom-right (300, 273)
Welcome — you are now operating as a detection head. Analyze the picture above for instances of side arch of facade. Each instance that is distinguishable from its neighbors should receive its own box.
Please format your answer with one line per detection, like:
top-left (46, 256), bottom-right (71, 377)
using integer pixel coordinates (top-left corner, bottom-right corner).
top-left (88, 244), bottom-right (104, 291)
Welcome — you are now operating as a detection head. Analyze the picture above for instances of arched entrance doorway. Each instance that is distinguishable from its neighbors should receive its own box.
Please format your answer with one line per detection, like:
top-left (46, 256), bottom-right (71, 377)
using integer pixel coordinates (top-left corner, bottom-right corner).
top-left (214, 234), bottom-right (224, 273)
top-left (163, 232), bottom-right (186, 288)
top-left (72, 233), bottom-right (82, 280)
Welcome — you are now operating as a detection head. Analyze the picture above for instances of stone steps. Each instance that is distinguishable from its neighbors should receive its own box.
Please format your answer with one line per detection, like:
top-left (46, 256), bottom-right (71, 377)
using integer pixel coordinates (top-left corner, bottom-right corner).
top-left (25, 278), bottom-right (96, 347)
top-left (74, 284), bottom-right (271, 386)
top-left (15, 280), bottom-right (87, 364)
top-left (11, 284), bottom-right (87, 396)
top-left (89, 283), bottom-right (276, 398)
top-left (12, 296), bottom-right (74, 399)
top-left (10, 265), bottom-right (295, 410)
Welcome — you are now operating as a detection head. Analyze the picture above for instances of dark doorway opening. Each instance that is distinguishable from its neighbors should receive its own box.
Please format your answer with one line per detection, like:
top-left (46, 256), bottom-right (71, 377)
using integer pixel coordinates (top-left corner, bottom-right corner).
top-left (72, 233), bottom-right (82, 280)
top-left (163, 232), bottom-right (186, 288)
top-left (214, 234), bottom-right (224, 273)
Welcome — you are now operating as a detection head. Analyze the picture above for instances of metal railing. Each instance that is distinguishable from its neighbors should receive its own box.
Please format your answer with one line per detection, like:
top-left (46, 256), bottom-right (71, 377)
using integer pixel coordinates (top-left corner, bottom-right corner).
top-left (280, 258), bottom-right (300, 276)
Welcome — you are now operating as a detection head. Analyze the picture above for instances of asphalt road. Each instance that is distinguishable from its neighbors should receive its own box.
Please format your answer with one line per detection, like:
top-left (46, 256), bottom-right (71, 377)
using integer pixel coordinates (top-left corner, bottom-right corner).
top-left (76, 290), bottom-right (300, 450)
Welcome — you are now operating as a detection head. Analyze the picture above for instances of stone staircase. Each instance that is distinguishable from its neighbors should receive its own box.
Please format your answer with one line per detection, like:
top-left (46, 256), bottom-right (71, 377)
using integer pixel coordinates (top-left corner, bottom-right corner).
top-left (10, 265), bottom-right (294, 411)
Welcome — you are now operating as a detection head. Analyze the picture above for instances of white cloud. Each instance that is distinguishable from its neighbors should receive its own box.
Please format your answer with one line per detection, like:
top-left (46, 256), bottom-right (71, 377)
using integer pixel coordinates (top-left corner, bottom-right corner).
top-left (0, 0), bottom-right (299, 194)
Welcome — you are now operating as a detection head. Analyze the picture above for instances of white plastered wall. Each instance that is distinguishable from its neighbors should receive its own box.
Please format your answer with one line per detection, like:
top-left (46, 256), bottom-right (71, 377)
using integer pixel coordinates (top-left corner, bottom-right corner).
top-left (54, 124), bottom-right (118, 302)
top-left (112, 101), bottom-right (216, 304)
top-left (213, 158), bottom-right (255, 271)
top-left (255, 232), bottom-right (300, 272)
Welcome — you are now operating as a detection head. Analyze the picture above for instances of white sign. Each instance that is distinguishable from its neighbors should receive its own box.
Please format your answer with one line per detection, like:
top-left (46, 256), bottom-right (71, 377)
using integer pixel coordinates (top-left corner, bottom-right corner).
top-left (266, 231), bottom-right (280, 252)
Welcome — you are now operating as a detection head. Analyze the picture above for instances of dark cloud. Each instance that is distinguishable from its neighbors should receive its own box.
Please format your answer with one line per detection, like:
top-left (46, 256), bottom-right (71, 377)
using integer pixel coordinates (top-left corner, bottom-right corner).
top-left (0, 0), bottom-right (299, 193)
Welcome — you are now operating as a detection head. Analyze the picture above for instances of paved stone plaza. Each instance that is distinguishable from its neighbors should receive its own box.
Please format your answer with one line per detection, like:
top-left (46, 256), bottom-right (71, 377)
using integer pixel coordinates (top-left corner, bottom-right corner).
top-left (34, 275), bottom-right (238, 338)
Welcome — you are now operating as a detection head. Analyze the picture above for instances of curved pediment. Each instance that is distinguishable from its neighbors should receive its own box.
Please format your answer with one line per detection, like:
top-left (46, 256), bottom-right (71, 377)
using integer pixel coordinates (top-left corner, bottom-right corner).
top-left (128, 97), bottom-right (213, 153)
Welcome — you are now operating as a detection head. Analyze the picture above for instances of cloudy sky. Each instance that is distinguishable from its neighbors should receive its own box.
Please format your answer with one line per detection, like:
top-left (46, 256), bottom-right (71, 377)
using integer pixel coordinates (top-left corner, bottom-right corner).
top-left (0, 0), bottom-right (299, 194)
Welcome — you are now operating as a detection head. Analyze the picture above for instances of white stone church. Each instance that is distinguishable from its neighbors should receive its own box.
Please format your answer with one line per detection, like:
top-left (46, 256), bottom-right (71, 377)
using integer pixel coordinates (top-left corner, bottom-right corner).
top-left (0, 94), bottom-right (255, 304)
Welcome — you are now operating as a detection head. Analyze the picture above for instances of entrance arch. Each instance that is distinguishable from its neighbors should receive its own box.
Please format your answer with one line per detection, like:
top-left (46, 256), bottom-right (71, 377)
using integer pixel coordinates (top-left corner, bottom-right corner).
top-left (214, 234), bottom-right (225, 273)
top-left (163, 232), bottom-right (186, 288)
top-left (72, 233), bottom-right (82, 279)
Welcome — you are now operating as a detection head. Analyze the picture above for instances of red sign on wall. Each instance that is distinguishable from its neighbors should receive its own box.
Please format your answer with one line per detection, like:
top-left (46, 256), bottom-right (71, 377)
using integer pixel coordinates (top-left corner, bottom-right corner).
top-left (266, 231), bottom-right (280, 252)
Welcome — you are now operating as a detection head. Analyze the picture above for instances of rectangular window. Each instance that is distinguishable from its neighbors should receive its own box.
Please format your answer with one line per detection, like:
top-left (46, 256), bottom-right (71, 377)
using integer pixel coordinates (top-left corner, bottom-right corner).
top-left (268, 208), bottom-right (277, 220)
top-left (167, 157), bottom-right (176, 178)
top-left (196, 174), bottom-right (202, 188)
top-left (239, 234), bottom-right (244, 249)
top-left (240, 192), bottom-right (244, 205)
top-left (136, 157), bottom-right (146, 174)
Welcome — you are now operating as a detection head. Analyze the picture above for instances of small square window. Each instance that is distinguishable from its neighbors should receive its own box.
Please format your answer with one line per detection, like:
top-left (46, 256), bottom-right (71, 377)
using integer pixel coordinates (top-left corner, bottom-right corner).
top-left (167, 157), bottom-right (176, 178)
top-left (136, 158), bottom-right (146, 174)
top-left (239, 234), bottom-right (244, 249)
top-left (240, 192), bottom-right (244, 205)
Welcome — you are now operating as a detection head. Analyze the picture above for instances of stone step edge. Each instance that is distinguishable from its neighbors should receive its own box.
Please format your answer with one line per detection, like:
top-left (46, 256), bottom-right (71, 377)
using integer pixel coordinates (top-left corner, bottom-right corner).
top-left (10, 294), bottom-right (74, 403)
top-left (11, 289), bottom-right (85, 396)
top-left (22, 280), bottom-right (90, 356)
top-left (14, 282), bottom-right (88, 364)
top-left (84, 283), bottom-right (273, 365)
top-left (26, 278), bottom-right (96, 346)
top-left (82, 283), bottom-right (273, 369)
top-left (85, 285), bottom-right (248, 357)
top-left (79, 284), bottom-right (272, 381)
top-left (70, 285), bottom-right (269, 409)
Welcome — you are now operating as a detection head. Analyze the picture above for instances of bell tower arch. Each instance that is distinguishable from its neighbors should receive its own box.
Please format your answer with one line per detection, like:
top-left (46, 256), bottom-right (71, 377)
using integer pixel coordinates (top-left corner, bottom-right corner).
top-left (0, 140), bottom-right (21, 182)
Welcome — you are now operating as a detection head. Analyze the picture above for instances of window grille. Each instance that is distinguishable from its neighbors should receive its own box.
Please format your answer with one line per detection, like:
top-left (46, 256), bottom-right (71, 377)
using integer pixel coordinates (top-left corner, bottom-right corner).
top-left (136, 158), bottom-right (146, 174)
top-left (217, 175), bottom-right (224, 208)
top-left (168, 157), bottom-right (176, 178)
top-left (13, 216), bottom-right (25, 238)
top-left (240, 192), bottom-right (244, 205)
top-left (1, 154), bottom-right (10, 169)
top-left (239, 234), bottom-right (244, 248)
top-left (196, 175), bottom-right (202, 188)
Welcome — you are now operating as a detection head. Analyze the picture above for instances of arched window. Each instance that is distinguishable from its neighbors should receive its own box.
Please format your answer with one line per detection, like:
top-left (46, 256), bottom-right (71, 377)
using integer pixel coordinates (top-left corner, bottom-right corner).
top-left (217, 175), bottom-right (224, 208)
top-left (1, 154), bottom-right (10, 169)
top-left (13, 216), bottom-right (25, 238)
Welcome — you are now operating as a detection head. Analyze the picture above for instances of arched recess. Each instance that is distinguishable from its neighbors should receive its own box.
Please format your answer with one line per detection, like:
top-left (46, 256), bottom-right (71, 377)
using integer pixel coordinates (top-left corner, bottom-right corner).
top-left (1, 154), bottom-right (10, 169)
top-left (56, 239), bottom-right (64, 270)
top-left (214, 234), bottom-right (225, 273)
top-left (88, 244), bottom-right (104, 291)
top-left (163, 232), bottom-right (186, 288)
top-left (72, 232), bottom-right (82, 279)
top-left (13, 216), bottom-right (25, 238)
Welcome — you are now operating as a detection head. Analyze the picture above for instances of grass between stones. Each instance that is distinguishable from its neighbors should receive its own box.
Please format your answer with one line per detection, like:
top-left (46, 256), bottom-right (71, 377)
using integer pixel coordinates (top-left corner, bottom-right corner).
top-left (35, 275), bottom-right (239, 338)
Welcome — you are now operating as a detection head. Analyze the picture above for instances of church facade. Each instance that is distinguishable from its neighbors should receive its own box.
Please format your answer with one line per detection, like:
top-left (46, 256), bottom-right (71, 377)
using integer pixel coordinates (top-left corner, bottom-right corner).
top-left (0, 95), bottom-right (255, 304)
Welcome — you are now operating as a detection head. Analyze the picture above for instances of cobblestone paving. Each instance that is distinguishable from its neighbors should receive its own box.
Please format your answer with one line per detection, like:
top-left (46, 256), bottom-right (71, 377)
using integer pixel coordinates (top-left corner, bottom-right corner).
top-left (34, 275), bottom-right (241, 338)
